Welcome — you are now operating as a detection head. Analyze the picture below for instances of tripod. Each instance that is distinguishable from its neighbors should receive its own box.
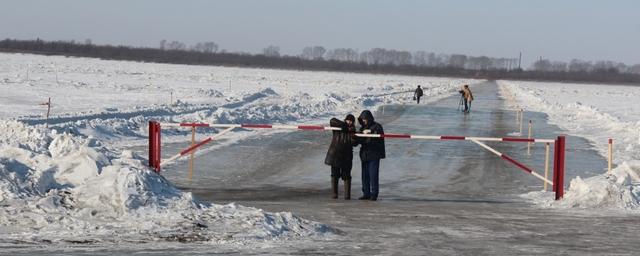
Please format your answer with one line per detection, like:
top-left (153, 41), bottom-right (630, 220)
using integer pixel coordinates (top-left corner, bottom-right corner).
top-left (457, 94), bottom-right (464, 111)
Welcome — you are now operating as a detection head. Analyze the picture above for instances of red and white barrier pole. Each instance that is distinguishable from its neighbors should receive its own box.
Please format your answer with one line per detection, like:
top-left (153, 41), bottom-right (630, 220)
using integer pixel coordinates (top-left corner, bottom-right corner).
top-left (161, 122), bottom-right (556, 143)
top-left (160, 126), bottom-right (235, 167)
top-left (470, 139), bottom-right (553, 186)
top-left (553, 136), bottom-right (566, 200)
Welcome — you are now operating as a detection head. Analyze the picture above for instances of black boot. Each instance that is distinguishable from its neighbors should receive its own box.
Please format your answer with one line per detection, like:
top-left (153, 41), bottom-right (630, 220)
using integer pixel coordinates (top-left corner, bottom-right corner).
top-left (344, 178), bottom-right (351, 200)
top-left (331, 177), bottom-right (339, 199)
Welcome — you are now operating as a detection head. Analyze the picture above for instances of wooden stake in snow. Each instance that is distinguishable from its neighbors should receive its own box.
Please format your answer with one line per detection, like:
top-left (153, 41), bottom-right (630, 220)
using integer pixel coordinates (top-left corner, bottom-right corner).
top-left (519, 109), bottom-right (524, 135)
top-left (527, 120), bottom-right (533, 155)
top-left (39, 97), bottom-right (51, 128)
top-left (608, 138), bottom-right (613, 173)
top-left (188, 126), bottom-right (196, 180)
top-left (544, 142), bottom-right (550, 191)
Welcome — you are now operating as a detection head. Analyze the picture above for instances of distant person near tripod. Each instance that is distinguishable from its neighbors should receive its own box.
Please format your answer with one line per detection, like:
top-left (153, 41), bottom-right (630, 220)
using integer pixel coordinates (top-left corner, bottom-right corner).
top-left (413, 85), bottom-right (424, 104)
top-left (459, 84), bottom-right (474, 113)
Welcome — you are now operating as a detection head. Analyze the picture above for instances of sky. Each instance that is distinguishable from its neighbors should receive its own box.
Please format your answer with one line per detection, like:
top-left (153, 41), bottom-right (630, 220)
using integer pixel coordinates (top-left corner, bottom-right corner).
top-left (1, 0), bottom-right (639, 67)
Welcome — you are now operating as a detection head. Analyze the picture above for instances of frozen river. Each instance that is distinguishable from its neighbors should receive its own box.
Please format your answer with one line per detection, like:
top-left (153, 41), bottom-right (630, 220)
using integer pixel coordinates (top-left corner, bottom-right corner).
top-left (16, 81), bottom-right (637, 255)
top-left (139, 82), bottom-right (638, 255)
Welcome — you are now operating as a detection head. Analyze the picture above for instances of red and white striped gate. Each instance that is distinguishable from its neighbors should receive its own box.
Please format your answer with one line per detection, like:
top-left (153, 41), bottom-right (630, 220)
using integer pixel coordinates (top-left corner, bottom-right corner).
top-left (148, 121), bottom-right (566, 200)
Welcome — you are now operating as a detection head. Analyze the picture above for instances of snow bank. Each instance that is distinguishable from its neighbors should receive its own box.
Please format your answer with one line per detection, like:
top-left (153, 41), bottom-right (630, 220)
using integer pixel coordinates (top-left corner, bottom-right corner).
top-left (499, 80), bottom-right (640, 211)
top-left (498, 81), bottom-right (640, 164)
top-left (522, 161), bottom-right (640, 210)
top-left (0, 120), bottom-right (333, 244)
top-left (2, 53), bottom-right (475, 148)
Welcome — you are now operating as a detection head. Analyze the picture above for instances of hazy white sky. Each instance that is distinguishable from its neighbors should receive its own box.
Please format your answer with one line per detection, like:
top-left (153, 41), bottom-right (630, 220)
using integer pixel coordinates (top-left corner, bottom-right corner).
top-left (1, 0), bottom-right (638, 67)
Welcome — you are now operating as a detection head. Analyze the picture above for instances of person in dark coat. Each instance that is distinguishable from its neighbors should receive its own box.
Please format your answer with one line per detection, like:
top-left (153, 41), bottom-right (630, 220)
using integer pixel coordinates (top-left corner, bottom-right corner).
top-left (324, 114), bottom-right (357, 199)
top-left (356, 110), bottom-right (385, 201)
top-left (414, 85), bottom-right (424, 104)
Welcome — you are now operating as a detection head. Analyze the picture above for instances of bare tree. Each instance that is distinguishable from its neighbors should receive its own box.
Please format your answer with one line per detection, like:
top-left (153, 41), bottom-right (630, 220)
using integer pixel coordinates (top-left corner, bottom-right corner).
top-left (394, 51), bottom-right (412, 65)
top-left (550, 61), bottom-right (568, 72)
top-left (629, 64), bottom-right (640, 74)
top-left (191, 42), bottom-right (219, 53)
top-left (568, 59), bottom-right (592, 72)
top-left (203, 42), bottom-right (218, 53)
top-left (301, 46), bottom-right (326, 60)
top-left (426, 52), bottom-right (438, 67)
top-left (532, 59), bottom-right (552, 72)
top-left (159, 39), bottom-right (167, 50)
top-left (167, 41), bottom-right (186, 51)
top-left (263, 45), bottom-right (280, 57)
top-left (413, 51), bottom-right (429, 66)
top-left (449, 54), bottom-right (467, 68)
top-left (326, 48), bottom-right (358, 62)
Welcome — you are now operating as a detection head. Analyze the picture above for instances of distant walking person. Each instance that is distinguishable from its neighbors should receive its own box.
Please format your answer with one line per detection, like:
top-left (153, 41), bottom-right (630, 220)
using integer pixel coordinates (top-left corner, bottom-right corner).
top-left (356, 110), bottom-right (385, 201)
top-left (414, 85), bottom-right (424, 104)
top-left (325, 114), bottom-right (357, 199)
top-left (460, 84), bottom-right (474, 113)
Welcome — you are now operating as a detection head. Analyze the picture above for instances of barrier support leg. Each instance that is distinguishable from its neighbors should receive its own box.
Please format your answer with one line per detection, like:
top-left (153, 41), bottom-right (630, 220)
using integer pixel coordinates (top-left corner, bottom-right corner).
top-left (527, 120), bottom-right (532, 155)
top-left (188, 126), bottom-right (195, 180)
top-left (553, 136), bottom-right (565, 200)
top-left (544, 142), bottom-right (550, 191)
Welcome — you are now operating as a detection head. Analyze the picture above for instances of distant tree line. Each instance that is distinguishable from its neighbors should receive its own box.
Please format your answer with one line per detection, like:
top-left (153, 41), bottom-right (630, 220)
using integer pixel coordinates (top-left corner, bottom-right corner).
top-left (1, 38), bottom-right (639, 84)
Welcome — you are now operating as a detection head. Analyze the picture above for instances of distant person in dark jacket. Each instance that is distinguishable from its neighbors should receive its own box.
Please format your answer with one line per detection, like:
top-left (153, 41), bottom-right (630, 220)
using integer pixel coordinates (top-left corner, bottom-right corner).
top-left (356, 110), bottom-right (385, 201)
top-left (414, 85), bottom-right (424, 104)
top-left (324, 114), bottom-right (357, 199)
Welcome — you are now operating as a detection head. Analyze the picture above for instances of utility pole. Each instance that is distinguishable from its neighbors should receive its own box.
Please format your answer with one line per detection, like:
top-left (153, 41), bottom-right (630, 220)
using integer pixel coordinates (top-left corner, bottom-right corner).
top-left (518, 52), bottom-right (522, 70)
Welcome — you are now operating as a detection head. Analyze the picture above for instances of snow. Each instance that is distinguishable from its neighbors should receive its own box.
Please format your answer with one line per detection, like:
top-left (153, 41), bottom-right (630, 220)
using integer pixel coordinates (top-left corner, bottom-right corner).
top-left (0, 120), bottom-right (333, 244)
top-left (499, 80), bottom-right (640, 211)
top-left (0, 53), bottom-right (476, 244)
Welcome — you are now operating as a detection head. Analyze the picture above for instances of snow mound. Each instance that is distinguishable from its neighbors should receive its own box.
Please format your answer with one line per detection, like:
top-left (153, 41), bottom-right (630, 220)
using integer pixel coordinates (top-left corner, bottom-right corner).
top-left (0, 120), bottom-right (334, 244)
top-left (522, 161), bottom-right (640, 211)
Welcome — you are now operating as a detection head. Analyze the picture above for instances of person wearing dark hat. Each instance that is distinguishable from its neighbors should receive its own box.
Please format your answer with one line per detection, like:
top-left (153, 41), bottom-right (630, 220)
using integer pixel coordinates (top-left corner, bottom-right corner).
top-left (356, 110), bottom-right (385, 201)
top-left (324, 114), bottom-right (357, 199)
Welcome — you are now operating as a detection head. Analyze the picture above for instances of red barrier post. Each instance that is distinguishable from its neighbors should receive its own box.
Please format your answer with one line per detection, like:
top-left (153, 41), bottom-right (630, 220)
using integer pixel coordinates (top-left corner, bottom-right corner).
top-left (148, 121), bottom-right (155, 168)
top-left (148, 121), bottom-right (161, 172)
top-left (553, 135), bottom-right (565, 200)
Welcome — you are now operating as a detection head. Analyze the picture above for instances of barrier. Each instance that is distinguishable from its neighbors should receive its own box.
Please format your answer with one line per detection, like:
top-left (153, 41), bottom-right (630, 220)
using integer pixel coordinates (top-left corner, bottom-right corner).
top-left (553, 136), bottom-right (566, 200)
top-left (148, 121), bottom-right (566, 200)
